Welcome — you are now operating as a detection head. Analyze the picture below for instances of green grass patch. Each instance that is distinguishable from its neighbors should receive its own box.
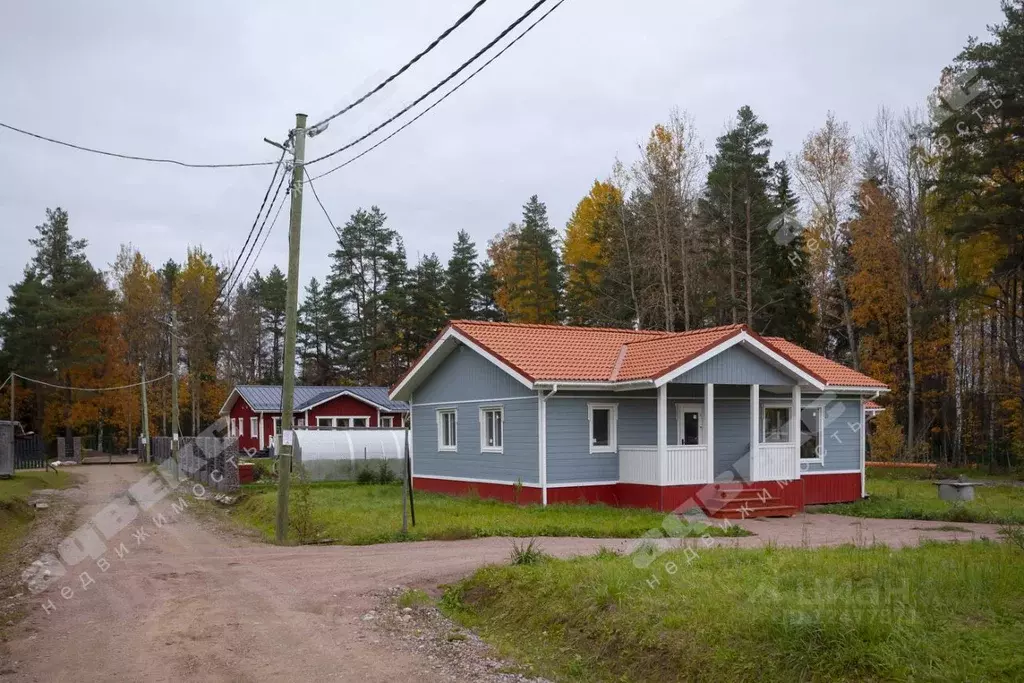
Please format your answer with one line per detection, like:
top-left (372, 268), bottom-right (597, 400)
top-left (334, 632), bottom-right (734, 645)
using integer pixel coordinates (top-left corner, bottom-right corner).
top-left (442, 542), bottom-right (1024, 682)
top-left (0, 470), bottom-right (72, 556)
top-left (813, 477), bottom-right (1024, 525)
top-left (397, 588), bottom-right (432, 609)
top-left (228, 482), bottom-right (749, 545)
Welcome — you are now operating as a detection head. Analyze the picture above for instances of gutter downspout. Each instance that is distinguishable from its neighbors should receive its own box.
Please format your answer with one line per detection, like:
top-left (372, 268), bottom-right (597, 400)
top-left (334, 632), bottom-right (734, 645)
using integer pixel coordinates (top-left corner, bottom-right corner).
top-left (539, 384), bottom-right (559, 506)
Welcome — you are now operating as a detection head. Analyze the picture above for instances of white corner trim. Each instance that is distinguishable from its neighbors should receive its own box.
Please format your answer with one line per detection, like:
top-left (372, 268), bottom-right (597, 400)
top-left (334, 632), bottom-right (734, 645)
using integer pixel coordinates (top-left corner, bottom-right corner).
top-left (654, 332), bottom-right (826, 390)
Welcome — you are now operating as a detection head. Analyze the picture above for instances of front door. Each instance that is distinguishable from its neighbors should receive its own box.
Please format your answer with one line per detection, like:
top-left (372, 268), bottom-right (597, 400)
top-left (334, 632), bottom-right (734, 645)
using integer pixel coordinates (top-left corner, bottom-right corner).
top-left (675, 403), bottom-right (704, 445)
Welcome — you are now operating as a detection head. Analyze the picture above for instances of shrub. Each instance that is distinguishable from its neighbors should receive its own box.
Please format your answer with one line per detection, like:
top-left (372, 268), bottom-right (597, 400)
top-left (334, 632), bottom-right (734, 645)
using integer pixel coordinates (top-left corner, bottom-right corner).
top-left (289, 466), bottom-right (326, 544)
top-left (376, 459), bottom-right (397, 485)
top-left (868, 410), bottom-right (904, 461)
top-left (509, 538), bottom-right (548, 566)
top-left (356, 467), bottom-right (377, 485)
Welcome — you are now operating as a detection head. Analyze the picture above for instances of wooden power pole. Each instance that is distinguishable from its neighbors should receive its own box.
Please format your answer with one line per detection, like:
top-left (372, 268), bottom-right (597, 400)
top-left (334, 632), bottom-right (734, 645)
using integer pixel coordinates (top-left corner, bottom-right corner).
top-left (170, 310), bottom-right (180, 479)
top-left (275, 113), bottom-right (308, 544)
top-left (140, 363), bottom-right (151, 463)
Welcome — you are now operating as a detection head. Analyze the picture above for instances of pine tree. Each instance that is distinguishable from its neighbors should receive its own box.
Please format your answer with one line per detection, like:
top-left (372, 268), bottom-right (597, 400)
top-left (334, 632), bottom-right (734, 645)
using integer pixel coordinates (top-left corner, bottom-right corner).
top-left (297, 277), bottom-right (333, 384)
top-left (326, 206), bottom-right (402, 384)
top-left (445, 230), bottom-right (479, 319)
top-left (407, 253), bottom-right (449, 353)
top-left (260, 265), bottom-right (287, 382)
top-left (489, 196), bottom-right (561, 323)
top-left (761, 161), bottom-right (814, 342)
top-left (2, 208), bottom-right (111, 438)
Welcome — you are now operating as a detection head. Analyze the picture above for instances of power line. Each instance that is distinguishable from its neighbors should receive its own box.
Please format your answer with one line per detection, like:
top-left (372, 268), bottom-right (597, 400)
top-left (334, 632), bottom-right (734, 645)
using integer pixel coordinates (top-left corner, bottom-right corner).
top-left (305, 0), bottom-right (550, 167)
top-left (304, 168), bottom-right (341, 238)
top-left (240, 186), bottom-right (290, 288)
top-left (13, 372), bottom-right (172, 392)
top-left (216, 148), bottom-right (288, 303)
top-left (0, 121), bottom-right (278, 169)
top-left (307, 0), bottom-right (568, 183)
top-left (312, 0), bottom-right (491, 130)
top-left (222, 172), bottom-right (289, 304)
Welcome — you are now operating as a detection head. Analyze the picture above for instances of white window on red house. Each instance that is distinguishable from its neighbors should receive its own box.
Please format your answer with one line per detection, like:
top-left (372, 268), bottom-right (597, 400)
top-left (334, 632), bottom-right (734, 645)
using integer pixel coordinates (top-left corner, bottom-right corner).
top-left (380, 415), bottom-right (394, 428)
top-left (250, 417), bottom-right (258, 436)
top-left (352, 417), bottom-right (368, 428)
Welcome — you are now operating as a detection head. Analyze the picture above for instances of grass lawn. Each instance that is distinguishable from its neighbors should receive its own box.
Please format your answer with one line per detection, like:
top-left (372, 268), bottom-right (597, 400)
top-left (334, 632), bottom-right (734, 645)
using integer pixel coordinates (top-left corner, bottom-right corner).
top-left (0, 470), bottom-right (72, 556)
top-left (812, 473), bottom-right (1024, 525)
top-left (441, 541), bottom-right (1024, 682)
top-left (231, 482), bottom-right (749, 545)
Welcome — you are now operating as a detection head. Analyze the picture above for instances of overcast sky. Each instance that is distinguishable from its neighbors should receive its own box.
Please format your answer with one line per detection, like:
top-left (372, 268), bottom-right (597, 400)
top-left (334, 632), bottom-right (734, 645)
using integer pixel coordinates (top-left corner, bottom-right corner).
top-left (0, 0), bottom-right (1005, 305)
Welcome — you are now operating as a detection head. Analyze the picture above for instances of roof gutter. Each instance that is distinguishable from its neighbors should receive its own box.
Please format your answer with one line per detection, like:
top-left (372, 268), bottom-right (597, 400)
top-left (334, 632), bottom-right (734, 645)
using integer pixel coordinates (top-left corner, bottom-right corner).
top-left (533, 379), bottom-right (655, 392)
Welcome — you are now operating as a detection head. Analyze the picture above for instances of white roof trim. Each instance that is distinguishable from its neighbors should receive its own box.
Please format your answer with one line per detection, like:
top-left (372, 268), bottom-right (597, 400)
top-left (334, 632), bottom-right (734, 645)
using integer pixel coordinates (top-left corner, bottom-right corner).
top-left (653, 331), bottom-right (826, 390)
top-left (390, 327), bottom-right (534, 401)
top-left (300, 390), bottom-right (405, 414)
top-left (826, 386), bottom-right (891, 394)
top-left (218, 388), bottom-right (243, 416)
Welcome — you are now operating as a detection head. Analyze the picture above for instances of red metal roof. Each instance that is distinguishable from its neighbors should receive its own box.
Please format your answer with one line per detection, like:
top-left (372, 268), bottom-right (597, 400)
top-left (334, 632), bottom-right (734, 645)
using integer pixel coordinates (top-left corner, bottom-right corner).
top-left (446, 321), bottom-right (887, 389)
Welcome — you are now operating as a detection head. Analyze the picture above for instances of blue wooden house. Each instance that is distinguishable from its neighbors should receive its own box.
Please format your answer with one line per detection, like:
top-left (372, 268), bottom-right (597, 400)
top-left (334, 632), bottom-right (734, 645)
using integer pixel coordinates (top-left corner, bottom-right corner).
top-left (390, 321), bottom-right (888, 517)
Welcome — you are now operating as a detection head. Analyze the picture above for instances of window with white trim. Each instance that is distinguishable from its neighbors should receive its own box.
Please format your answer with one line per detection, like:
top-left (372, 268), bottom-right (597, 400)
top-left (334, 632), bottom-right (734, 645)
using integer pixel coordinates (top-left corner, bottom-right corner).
top-left (762, 406), bottom-right (791, 443)
top-left (588, 403), bottom-right (617, 453)
top-left (250, 417), bottom-right (258, 436)
top-left (317, 416), bottom-right (334, 428)
top-left (800, 407), bottom-right (823, 461)
top-left (273, 416), bottom-right (282, 436)
top-left (437, 409), bottom-right (457, 451)
top-left (380, 415), bottom-right (394, 428)
top-left (352, 417), bottom-right (368, 428)
top-left (480, 407), bottom-right (503, 452)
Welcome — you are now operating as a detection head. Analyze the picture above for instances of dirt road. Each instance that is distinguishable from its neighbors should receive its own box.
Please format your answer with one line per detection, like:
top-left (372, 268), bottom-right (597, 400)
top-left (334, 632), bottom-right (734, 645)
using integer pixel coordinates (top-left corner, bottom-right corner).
top-left (1, 465), bottom-right (1003, 682)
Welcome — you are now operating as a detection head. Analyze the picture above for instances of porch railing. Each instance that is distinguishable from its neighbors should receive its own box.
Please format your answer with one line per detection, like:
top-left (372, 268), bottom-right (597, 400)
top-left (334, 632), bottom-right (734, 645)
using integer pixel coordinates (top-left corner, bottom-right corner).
top-left (752, 443), bottom-right (799, 482)
top-left (619, 445), bottom-right (711, 486)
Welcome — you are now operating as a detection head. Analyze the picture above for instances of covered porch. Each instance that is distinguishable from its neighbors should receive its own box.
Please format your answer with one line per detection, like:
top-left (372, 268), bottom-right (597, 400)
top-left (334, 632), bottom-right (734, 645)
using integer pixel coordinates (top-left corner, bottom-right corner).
top-left (615, 382), bottom-right (804, 487)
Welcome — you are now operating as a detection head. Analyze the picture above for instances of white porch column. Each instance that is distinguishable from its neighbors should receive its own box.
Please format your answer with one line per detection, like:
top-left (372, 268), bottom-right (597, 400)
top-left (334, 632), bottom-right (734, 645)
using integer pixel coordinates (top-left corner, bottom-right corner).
top-left (791, 384), bottom-right (801, 480)
top-left (705, 383), bottom-right (715, 483)
top-left (657, 383), bottom-right (668, 486)
top-left (749, 384), bottom-right (760, 481)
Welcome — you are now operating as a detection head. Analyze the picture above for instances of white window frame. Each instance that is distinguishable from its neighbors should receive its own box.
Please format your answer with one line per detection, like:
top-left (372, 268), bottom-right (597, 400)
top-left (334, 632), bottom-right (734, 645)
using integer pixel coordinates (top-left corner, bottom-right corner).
top-left (351, 417), bottom-right (368, 428)
top-left (674, 403), bottom-right (705, 446)
top-left (272, 416), bottom-right (282, 437)
top-left (316, 416), bottom-right (335, 428)
top-left (761, 403), bottom-right (792, 444)
top-left (479, 406), bottom-right (504, 453)
top-left (798, 404), bottom-right (825, 463)
top-left (380, 415), bottom-right (394, 428)
top-left (249, 417), bottom-right (258, 437)
top-left (587, 403), bottom-right (618, 454)
top-left (437, 408), bottom-right (457, 452)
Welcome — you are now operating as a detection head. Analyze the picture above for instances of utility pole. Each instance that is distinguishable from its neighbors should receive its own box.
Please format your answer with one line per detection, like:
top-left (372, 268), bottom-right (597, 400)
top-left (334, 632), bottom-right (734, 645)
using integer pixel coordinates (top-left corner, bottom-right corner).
top-left (140, 363), bottom-right (151, 464)
top-left (275, 113), bottom-right (307, 544)
top-left (170, 310), bottom-right (180, 480)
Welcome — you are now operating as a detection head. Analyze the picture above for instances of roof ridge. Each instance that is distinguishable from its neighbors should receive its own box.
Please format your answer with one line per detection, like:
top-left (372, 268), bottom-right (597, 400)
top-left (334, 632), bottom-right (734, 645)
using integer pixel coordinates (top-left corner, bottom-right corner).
top-left (451, 320), bottom-right (663, 336)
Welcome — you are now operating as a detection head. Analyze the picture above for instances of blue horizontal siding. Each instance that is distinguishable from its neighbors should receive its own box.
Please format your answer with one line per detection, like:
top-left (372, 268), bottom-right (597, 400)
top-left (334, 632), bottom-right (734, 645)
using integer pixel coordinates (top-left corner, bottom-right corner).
top-left (672, 344), bottom-right (796, 386)
top-left (414, 345), bottom-right (533, 404)
top-left (412, 399), bottom-right (539, 483)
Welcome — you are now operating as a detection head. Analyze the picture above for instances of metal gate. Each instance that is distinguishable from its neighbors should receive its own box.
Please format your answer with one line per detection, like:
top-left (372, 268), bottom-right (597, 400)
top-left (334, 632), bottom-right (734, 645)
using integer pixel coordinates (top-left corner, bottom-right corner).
top-left (15, 434), bottom-right (45, 469)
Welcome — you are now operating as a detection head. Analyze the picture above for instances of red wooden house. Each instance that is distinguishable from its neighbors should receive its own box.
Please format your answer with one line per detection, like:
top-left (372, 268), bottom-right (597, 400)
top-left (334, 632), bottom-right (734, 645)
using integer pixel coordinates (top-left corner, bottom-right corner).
top-left (219, 385), bottom-right (409, 453)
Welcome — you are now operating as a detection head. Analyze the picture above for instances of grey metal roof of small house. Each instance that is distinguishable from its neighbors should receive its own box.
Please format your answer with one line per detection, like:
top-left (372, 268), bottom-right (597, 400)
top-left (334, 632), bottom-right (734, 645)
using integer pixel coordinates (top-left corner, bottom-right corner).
top-left (233, 385), bottom-right (408, 413)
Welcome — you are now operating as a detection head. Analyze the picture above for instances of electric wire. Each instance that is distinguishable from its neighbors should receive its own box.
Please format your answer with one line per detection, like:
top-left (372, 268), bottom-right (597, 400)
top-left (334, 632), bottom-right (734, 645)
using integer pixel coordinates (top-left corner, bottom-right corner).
top-left (304, 168), bottom-right (341, 238)
top-left (306, 0), bottom-right (567, 183)
top-left (305, 0), bottom-right (550, 167)
top-left (12, 372), bottom-right (172, 392)
top-left (216, 148), bottom-right (288, 303)
top-left (311, 0), bottom-right (491, 129)
top-left (0, 121), bottom-right (278, 169)
top-left (222, 172), bottom-right (289, 305)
